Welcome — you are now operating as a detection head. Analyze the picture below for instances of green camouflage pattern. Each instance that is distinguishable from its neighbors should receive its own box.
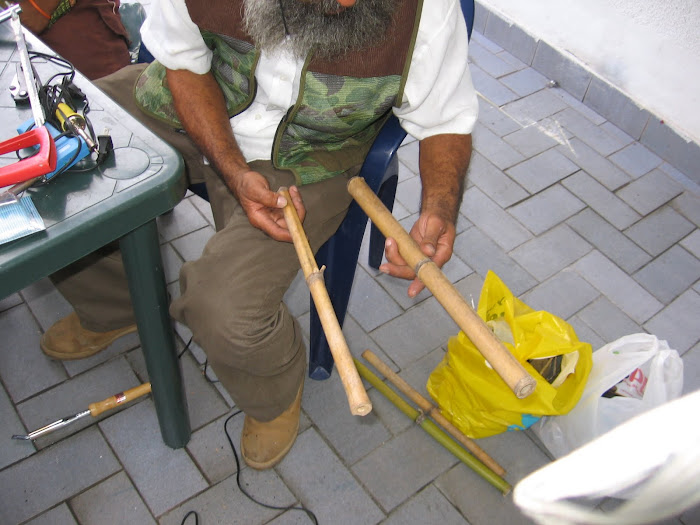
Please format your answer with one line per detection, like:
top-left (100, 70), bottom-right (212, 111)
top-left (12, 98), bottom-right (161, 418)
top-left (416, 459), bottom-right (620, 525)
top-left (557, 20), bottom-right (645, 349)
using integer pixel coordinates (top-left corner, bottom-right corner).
top-left (274, 72), bottom-right (401, 185)
top-left (133, 31), bottom-right (258, 128)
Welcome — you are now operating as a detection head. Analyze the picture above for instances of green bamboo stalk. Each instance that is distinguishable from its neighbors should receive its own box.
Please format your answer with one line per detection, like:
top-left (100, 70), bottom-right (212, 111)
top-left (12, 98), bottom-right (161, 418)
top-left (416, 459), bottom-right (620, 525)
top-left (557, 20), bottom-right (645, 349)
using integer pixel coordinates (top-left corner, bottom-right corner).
top-left (354, 358), bottom-right (512, 495)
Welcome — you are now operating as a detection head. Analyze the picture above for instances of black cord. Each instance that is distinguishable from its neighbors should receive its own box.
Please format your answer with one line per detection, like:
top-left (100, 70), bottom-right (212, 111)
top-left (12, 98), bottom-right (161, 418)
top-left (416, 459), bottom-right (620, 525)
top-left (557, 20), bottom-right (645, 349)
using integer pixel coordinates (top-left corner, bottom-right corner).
top-left (177, 337), bottom-right (319, 524)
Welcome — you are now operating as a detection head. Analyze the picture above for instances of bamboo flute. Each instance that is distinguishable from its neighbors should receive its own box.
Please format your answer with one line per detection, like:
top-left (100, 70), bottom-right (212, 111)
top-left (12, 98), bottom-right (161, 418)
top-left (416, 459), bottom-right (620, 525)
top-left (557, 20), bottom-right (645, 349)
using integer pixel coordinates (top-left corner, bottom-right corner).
top-left (361, 349), bottom-right (506, 476)
top-left (280, 188), bottom-right (372, 416)
top-left (354, 358), bottom-right (511, 494)
top-left (347, 177), bottom-right (536, 399)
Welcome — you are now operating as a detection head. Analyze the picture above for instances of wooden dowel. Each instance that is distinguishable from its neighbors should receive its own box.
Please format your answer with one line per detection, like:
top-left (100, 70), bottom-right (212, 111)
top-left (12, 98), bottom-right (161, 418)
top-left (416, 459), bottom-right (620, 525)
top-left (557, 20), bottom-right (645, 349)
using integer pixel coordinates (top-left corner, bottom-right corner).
top-left (362, 349), bottom-right (506, 476)
top-left (280, 189), bottom-right (372, 416)
top-left (348, 177), bottom-right (536, 399)
top-left (89, 382), bottom-right (152, 417)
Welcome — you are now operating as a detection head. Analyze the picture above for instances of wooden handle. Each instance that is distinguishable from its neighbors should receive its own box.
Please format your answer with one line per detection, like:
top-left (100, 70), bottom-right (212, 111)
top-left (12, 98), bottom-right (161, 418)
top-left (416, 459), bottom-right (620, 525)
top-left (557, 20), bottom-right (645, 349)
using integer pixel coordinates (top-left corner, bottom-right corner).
top-left (88, 382), bottom-right (152, 417)
top-left (348, 177), bottom-right (536, 399)
top-left (362, 349), bottom-right (506, 476)
top-left (280, 189), bottom-right (372, 416)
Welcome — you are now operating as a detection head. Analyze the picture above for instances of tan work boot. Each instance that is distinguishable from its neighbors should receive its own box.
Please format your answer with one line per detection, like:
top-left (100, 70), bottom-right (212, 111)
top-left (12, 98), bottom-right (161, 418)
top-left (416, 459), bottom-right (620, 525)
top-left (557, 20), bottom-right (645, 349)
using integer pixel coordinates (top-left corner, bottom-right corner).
top-left (40, 312), bottom-right (137, 360)
top-left (241, 382), bottom-right (304, 470)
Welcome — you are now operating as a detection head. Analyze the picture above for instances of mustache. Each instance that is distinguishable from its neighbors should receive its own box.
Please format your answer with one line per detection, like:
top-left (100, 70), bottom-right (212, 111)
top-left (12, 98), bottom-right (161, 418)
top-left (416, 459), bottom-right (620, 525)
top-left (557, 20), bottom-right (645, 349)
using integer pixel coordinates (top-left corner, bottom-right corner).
top-left (243, 0), bottom-right (397, 59)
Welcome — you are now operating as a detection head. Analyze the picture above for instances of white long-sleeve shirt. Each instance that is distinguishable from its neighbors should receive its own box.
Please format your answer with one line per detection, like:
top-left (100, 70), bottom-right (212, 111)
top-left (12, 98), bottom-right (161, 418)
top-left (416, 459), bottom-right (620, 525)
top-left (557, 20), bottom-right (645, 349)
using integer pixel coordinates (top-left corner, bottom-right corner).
top-left (141, 0), bottom-right (478, 162)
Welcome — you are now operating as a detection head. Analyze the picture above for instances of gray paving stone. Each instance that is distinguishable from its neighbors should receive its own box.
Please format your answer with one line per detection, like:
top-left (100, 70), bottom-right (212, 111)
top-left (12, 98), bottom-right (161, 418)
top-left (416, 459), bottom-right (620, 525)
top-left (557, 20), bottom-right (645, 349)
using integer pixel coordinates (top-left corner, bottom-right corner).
top-left (453, 228), bottom-right (537, 297)
top-left (61, 329), bottom-right (141, 377)
top-left (471, 29), bottom-right (502, 54)
top-left (188, 193), bottom-right (215, 226)
top-left (303, 369), bottom-right (391, 465)
top-left (348, 266), bottom-right (403, 332)
top-left (278, 428), bottom-right (386, 524)
top-left (472, 123), bottom-right (526, 170)
top-left (156, 197), bottom-right (209, 242)
top-left (557, 138), bottom-right (632, 191)
top-left (468, 152), bottom-right (529, 208)
top-left (681, 343), bottom-right (700, 393)
top-left (567, 315), bottom-right (608, 350)
top-left (616, 169), bottom-right (684, 216)
top-left (20, 277), bottom-right (73, 332)
top-left (0, 293), bottom-right (22, 311)
top-left (566, 209), bottom-right (651, 274)
top-left (178, 352), bottom-right (230, 431)
top-left (583, 77), bottom-right (651, 140)
top-left (397, 139), bottom-right (420, 176)
top-left (395, 174), bottom-right (421, 215)
top-left (0, 382), bottom-right (35, 470)
top-left (506, 148), bottom-right (580, 194)
top-left (554, 108), bottom-right (627, 156)
top-left (633, 246), bottom-right (700, 304)
top-left (550, 88), bottom-right (606, 126)
top-left (170, 225), bottom-right (216, 262)
top-left (532, 41), bottom-right (592, 101)
top-left (370, 296), bottom-right (459, 369)
top-left (0, 427), bottom-right (120, 525)
top-left (573, 251), bottom-right (663, 324)
top-left (0, 304), bottom-right (66, 403)
top-left (503, 120), bottom-right (562, 157)
top-left (400, 347), bottom-right (451, 408)
top-left (576, 297), bottom-right (643, 344)
top-left (680, 229), bottom-right (700, 259)
top-left (353, 425), bottom-right (458, 512)
top-left (624, 206), bottom-right (695, 257)
top-left (509, 224), bottom-right (592, 281)
top-left (644, 290), bottom-right (700, 354)
top-left (470, 64), bottom-right (520, 106)
top-left (640, 118), bottom-right (700, 186)
top-left (25, 504), bottom-right (77, 525)
top-left (562, 171), bottom-right (641, 230)
top-left (500, 68), bottom-right (548, 97)
top-left (609, 142), bottom-right (663, 178)
top-left (99, 399), bottom-right (208, 517)
top-left (435, 431), bottom-right (550, 525)
top-left (496, 49), bottom-right (529, 72)
top-left (461, 186), bottom-right (532, 251)
top-left (186, 413), bottom-right (241, 484)
top-left (160, 242), bottom-right (184, 285)
top-left (660, 162), bottom-right (700, 196)
top-left (599, 121), bottom-right (635, 148)
top-left (159, 469), bottom-right (296, 525)
top-left (501, 89), bottom-right (569, 127)
top-left (383, 484), bottom-right (468, 524)
top-left (508, 184), bottom-right (586, 235)
top-left (477, 98), bottom-right (522, 136)
top-left (520, 270), bottom-right (600, 320)
top-left (670, 192), bottom-right (700, 227)
top-left (70, 472), bottom-right (156, 525)
top-left (469, 39), bottom-right (521, 78)
top-left (16, 357), bottom-right (141, 449)
top-left (482, 13), bottom-right (538, 65)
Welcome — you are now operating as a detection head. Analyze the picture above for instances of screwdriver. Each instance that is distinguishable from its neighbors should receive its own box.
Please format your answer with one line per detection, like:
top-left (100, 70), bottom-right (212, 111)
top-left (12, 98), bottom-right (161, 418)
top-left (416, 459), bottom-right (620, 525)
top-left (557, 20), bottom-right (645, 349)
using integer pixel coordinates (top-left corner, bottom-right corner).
top-left (55, 102), bottom-right (98, 153)
top-left (12, 383), bottom-right (152, 441)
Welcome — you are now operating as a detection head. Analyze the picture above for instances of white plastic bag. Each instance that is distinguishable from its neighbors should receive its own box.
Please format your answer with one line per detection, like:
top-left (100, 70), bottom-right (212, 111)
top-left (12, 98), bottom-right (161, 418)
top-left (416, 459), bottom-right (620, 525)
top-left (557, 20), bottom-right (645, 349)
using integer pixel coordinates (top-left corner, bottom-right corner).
top-left (513, 389), bottom-right (700, 525)
top-left (533, 334), bottom-right (683, 459)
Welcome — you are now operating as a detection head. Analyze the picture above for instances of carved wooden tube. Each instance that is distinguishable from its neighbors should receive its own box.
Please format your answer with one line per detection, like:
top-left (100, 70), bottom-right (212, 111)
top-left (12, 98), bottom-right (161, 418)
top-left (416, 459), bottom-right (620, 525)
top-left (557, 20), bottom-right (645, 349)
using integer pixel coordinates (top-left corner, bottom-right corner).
top-left (347, 177), bottom-right (536, 399)
top-left (280, 188), bottom-right (372, 416)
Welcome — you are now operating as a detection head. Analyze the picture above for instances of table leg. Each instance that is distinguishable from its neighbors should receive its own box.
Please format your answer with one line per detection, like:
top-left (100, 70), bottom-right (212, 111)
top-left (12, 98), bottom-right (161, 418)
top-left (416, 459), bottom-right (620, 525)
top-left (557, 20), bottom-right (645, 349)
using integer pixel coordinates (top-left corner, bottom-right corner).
top-left (120, 219), bottom-right (191, 448)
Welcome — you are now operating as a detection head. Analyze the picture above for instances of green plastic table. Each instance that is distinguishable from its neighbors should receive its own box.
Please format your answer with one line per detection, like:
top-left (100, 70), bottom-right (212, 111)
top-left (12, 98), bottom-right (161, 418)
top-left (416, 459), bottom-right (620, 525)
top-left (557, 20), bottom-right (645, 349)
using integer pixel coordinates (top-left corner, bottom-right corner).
top-left (0, 23), bottom-right (191, 448)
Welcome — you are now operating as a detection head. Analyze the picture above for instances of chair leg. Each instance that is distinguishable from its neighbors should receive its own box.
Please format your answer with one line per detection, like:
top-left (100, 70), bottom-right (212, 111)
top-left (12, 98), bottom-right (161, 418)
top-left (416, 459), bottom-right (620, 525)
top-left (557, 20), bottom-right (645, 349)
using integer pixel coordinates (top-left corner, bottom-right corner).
top-left (368, 161), bottom-right (399, 269)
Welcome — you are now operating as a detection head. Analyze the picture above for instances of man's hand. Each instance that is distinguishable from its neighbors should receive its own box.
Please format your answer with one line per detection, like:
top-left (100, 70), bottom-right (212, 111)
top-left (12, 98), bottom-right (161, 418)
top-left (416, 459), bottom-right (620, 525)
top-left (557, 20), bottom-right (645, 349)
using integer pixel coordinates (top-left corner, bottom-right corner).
top-left (230, 171), bottom-right (306, 242)
top-left (380, 212), bottom-right (456, 297)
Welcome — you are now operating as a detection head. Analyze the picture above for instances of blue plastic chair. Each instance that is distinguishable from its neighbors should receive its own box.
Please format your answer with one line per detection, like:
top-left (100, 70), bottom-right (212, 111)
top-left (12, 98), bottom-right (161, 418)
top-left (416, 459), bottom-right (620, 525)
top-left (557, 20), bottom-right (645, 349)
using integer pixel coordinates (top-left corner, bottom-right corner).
top-left (309, 0), bottom-right (476, 379)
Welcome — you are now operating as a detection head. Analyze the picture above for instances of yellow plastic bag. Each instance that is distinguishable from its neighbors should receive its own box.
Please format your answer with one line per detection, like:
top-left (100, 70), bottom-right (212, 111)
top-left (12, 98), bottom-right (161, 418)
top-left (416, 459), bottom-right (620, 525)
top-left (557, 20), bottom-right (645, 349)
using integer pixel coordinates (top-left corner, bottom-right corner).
top-left (427, 271), bottom-right (592, 439)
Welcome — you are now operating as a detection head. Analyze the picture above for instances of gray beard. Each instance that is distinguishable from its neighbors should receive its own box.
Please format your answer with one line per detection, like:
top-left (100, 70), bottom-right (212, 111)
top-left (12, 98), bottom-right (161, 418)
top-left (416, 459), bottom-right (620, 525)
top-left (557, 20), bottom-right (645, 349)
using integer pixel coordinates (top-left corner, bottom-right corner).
top-left (243, 0), bottom-right (398, 59)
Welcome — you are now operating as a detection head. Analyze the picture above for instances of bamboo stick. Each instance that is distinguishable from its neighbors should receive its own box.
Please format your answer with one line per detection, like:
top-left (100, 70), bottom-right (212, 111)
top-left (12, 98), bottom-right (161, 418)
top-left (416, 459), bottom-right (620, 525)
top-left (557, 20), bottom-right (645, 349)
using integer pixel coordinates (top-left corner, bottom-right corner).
top-left (347, 177), bottom-right (536, 399)
top-left (361, 349), bottom-right (506, 476)
top-left (354, 358), bottom-right (511, 494)
top-left (280, 188), bottom-right (372, 416)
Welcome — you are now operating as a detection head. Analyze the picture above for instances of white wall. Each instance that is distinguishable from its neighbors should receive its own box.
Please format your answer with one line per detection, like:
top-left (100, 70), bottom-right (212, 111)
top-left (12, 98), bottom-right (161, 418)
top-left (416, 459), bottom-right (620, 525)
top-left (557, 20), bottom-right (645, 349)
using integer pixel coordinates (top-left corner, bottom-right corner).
top-left (478, 0), bottom-right (700, 144)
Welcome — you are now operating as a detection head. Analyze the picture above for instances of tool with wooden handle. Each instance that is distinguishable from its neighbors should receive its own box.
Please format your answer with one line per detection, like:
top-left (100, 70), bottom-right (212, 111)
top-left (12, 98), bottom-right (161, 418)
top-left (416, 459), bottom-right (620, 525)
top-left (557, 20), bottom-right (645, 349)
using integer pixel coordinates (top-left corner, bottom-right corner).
top-left (12, 383), bottom-right (152, 441)
top-left (279, 188), bottom-right (372, 416)
top-left (348, 176), bottom-right (536, 399)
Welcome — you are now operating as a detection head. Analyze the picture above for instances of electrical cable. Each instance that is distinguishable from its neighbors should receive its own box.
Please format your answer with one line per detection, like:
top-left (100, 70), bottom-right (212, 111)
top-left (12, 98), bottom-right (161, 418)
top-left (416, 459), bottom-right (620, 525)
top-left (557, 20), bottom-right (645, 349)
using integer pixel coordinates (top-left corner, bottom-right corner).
top-left (178, 337), bottom-right (319, 525)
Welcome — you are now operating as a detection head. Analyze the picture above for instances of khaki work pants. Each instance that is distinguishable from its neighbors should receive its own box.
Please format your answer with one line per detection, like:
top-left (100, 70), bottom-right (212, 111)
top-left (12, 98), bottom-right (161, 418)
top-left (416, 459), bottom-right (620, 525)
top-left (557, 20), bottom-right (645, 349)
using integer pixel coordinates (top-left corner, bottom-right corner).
top-left (50, 64), bottom-right (355, 421)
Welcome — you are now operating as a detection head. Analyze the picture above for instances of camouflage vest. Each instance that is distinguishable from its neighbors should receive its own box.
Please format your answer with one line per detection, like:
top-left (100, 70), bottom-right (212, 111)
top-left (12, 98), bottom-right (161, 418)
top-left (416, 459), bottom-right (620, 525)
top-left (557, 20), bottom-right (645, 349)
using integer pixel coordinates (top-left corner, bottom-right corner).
top-left (134, 0), bottom-right (422, 185)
